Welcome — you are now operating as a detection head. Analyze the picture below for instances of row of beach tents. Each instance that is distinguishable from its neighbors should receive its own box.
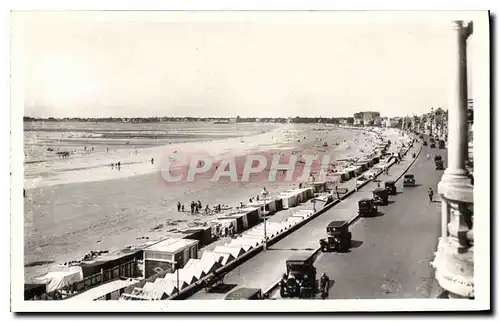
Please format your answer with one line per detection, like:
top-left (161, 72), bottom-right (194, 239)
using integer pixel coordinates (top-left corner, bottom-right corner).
top-left (119, 209), bottom-right (315, 300)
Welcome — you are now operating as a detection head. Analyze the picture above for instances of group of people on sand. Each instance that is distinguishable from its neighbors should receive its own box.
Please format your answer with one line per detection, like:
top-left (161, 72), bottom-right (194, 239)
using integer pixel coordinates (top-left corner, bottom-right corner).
top-left (111, 161), bottom-right (122, 170)
top-left (109, 158), bottom-right (154, 170)
top-left (177, 201), bottom-right (226, 215)
top-left (176, 200), bottom-right (204, 214)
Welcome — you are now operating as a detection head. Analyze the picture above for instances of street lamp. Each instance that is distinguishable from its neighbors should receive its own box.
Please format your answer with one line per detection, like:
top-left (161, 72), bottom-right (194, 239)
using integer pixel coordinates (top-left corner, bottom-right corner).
top-left (261, 188), bottom-right (269, 251)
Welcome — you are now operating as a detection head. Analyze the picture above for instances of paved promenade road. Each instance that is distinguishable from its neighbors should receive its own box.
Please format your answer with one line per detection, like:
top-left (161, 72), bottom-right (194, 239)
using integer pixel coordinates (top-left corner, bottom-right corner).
top-left (311, 137), bottom-right (445, 299)
top-left (189, 140), bottom-right (423, 300)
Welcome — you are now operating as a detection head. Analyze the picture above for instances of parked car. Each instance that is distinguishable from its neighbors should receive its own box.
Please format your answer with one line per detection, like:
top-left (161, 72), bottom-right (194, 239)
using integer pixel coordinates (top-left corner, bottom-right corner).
top-left (358, 198), bottom-right (378, 217)
top-left (319, 220), bottom-right (352, 253)
top-left (434, 155), bottom-right (444, 170)
top-left (403, 174), bottom-right (416, 187)
top-left (384, 180), bottom-right (397, 195)
top-left (372, 187), bottom-right (389, 206)
top-left (280, 254), bottom-right (317, 299)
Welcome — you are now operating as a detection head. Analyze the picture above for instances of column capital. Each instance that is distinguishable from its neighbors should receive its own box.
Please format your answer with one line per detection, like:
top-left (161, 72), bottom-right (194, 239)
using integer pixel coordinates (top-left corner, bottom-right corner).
top-left (465, 21), bottom-right (474, 39)
top-left (452, 20), bottom-right (464, 30)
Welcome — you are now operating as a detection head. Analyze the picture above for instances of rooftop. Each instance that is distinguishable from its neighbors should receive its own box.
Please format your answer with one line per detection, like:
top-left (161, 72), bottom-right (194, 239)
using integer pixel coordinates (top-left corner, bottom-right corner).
top-left (145, 238), bottom-right (198, 253)
top-left (65, 278), bottom-right (139, 301)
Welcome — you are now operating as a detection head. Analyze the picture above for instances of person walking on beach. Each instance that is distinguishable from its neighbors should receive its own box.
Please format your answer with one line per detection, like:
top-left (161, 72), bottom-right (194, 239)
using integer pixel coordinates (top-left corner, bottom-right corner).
top-left (190, 201), bottom-right (195, 214)
top-left (151, 158), bottom-right (155, 165)
top-left (111, 163), bottom-right (114, 169)
top-left (428, 188), bottom-right (434, 202)
top-left (117, 161), bottom-right (121, 170)
top-left (177, 202), bottom-right (181, 212)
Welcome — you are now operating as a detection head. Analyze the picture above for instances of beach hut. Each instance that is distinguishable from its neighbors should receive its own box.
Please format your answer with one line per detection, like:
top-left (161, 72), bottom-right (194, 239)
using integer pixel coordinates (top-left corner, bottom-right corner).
top-left (78, 248), bottom-right (142, 279)
top-left (267, 222), bottom-right (288, 233)
top-left (210, 252), bottom-right (235, 266)
top-left (142, 238), bottom-right (199, 279)
top-left (211, 218), bottom-right (237, 238)
top-left (302, 187), bottom-right (315, 200)
top-left (336, 171), bottom-right (349, 182)
top-left (140, 282), bottom-right (171, 300)
top-left (226, 239), bottom-right (256, 252)
top-left (279, 191), bottom-right (298, 209)
top-left (273, 198), bottom-right (284, 212)
top-left (344, 167), bottom-right (355, 179)
top-left (195, 255), bottom-right (221, 275)
top-left (247, 225), bottom-right (282, 238)
top-left (245, 228), bottom-right (277, 240)
top-left (233, 235), bottom-right (263, 246)
top-left (182, 259), bottom-right (207, 280)
top-left (245, 207), bottom-right (261, 228)
top-left (200, 251), bottom-right (222, 265)
top-left (218, 213), bottom-right (248, 233)
top-left (212, 245), bottom-right (246, 259)
top-left (246, 200), bottom-right (277, 216)
top-left (305, 181), bottom-right (327, 193)
top-left (156, 276), bottom-right (189, 290)
top-left (286, 217), bottom-right (302, 226)
top-left (34, 266), bottom-right (83, 293)
top-left (180, 227), bottom-right (213, 248)
top-left (358, 161), bottom-right (368, 171)
top-left (279, 220), bottom-right (294, 229)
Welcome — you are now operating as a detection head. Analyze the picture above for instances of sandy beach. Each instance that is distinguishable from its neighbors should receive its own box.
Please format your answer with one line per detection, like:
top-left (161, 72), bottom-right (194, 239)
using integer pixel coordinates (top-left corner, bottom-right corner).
top-left (24, 122), bottom-right (401, 282)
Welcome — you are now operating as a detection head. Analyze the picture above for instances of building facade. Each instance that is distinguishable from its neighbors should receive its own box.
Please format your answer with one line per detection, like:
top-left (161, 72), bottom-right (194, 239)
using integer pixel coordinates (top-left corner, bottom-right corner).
top-left (353, 111), bottom-right (381, 126)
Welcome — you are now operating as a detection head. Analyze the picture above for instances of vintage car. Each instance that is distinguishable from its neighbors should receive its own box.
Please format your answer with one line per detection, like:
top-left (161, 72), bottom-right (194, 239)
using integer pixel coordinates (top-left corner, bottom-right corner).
top-left (319, 220), bottom-right (352, 253)
top-left (280, 254), bottom-right (317, 299)
top-left (358, 198), bottom-right (378, 217)
top-left (384, 180), bottom-right (397, 195)
top-left (372, 187), bottom-right (389, 206)
top-left (423, 140), bottom-right (428, 146)
top-left (403, 174), bottom-right (416, 187)
top-left (434, 155), bottom-right (444, 170)
top-left (439, 140), bottom-right (446, 149)
top-left (225, 288), bottom-right (263, 300)
top-left (430, 142), bottom-right (436, 149)
top-left (435, 159), bottom-right (444, 170)
top-left (430, 137), bottom-right (435, 143)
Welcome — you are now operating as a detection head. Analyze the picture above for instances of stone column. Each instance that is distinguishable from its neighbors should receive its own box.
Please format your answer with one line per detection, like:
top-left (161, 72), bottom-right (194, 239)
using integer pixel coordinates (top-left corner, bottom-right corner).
top-left (431, 20), bottom-right (474, 299)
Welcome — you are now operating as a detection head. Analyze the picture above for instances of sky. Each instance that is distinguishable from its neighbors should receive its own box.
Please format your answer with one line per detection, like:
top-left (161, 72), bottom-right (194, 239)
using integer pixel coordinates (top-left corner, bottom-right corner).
top-left (13, 11), bottom-right (478, 118)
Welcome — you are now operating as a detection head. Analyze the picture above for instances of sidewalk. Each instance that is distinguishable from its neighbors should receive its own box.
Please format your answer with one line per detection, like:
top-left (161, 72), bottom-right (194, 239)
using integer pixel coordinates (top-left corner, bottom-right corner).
top-left (189, 143), bottom-right (421, 299)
